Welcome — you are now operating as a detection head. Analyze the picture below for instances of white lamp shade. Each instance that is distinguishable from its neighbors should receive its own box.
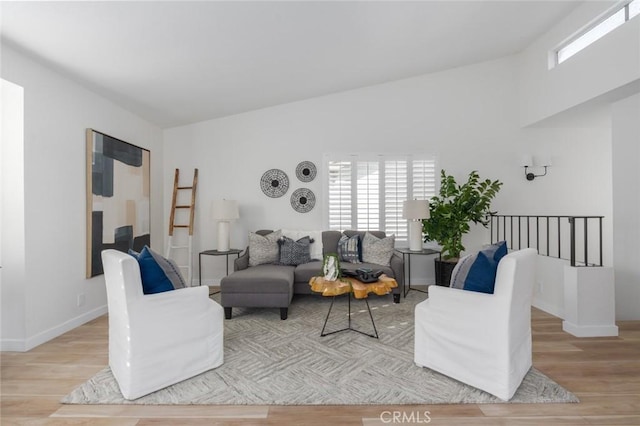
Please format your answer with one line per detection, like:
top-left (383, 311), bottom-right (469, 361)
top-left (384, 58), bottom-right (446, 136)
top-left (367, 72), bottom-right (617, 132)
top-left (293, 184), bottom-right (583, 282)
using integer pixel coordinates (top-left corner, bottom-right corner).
top-left (520, 155), bottom-right (533, 167)
top-left (536, 155), bottom-right (553, 167)
top-left (403, 200), bottom-right (430, 220)
top-left (212, 200), bottom-right (239, 221)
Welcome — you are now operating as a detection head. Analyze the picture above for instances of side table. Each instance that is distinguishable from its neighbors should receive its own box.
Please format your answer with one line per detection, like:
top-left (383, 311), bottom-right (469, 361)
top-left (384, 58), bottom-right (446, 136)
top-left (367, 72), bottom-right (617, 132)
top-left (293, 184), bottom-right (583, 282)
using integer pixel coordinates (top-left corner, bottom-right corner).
top-left (199, 249), bottom-right (242, 294)
top-left (394, 247), bottom-right (441, 297)
top-left (309, 275), bottom-right (398, 339)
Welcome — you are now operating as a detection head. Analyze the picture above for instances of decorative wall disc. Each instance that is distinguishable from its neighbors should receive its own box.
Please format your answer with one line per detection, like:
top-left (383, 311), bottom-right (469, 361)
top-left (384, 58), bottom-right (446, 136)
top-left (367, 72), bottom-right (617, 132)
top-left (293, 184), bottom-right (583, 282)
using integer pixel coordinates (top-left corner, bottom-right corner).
top-left (295, 161), bottom-right (317, 182)
top-left (260, 169), bottom-right (289, 198)
top-left (291, 188), bottom-right (315, 213)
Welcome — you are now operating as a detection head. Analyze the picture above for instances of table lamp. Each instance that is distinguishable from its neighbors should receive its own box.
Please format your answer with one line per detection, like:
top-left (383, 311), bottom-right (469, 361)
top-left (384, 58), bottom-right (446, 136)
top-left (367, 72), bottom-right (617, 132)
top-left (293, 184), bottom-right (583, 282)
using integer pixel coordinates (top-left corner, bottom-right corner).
top-left (212, 199), bottom-right (239, 252)
top-left (403, 199), bottom-right (430, 251)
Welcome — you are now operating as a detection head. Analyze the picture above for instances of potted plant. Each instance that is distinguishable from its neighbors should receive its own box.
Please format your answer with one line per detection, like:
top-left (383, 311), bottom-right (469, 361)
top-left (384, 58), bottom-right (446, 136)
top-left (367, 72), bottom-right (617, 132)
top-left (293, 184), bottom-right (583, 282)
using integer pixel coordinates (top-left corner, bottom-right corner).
top-left (422, 170), bottom-right (502, 285)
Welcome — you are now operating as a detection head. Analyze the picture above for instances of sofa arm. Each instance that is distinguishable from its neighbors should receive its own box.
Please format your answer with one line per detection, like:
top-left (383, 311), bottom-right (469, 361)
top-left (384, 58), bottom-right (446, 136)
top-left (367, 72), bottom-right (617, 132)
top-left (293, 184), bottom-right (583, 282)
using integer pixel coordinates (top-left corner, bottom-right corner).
top-left (234, 247), bottom-right (249, 271)
top-left (390, 251), bottom-right (404, 288)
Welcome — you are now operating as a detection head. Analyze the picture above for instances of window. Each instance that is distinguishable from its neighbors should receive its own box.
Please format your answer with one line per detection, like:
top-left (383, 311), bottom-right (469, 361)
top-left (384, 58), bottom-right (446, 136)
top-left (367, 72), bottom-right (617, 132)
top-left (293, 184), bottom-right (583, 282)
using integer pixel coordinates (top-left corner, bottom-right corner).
top-left (555, 0), bottom-right (638, 65)
top-left (325, 154), bottom-right (437, 245)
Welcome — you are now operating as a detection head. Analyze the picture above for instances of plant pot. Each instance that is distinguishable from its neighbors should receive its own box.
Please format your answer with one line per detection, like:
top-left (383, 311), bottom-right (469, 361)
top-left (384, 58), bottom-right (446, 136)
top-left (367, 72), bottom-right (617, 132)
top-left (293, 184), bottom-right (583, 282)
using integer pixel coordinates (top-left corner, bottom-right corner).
top-left (434, 258), bottom-right (457, 287)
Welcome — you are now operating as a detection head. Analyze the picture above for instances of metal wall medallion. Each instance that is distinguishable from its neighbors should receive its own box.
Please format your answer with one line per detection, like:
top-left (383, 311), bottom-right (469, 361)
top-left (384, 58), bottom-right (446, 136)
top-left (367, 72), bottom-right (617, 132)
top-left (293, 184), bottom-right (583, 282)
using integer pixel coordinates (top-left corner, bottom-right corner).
top-left (295, 161), bottom-right (317, 182)
top-left (260, 169), bottom-right (289, 198)
top-left (290, 188), bottom-right (315, 213)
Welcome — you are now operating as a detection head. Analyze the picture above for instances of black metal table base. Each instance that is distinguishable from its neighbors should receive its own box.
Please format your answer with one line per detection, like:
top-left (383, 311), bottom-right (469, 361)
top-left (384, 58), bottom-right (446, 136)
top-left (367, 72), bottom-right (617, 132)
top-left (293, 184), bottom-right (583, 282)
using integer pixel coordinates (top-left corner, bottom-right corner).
top-left (320, 293), bottom-right (379, 339)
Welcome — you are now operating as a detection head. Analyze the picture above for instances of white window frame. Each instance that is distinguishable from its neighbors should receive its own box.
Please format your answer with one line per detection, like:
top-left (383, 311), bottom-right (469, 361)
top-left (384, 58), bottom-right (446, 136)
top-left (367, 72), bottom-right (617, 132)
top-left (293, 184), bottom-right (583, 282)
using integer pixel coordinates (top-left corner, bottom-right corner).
top-left (323, 153), bottom-right (438, 246)
top-left (553, 0), bottom-right (638, 67)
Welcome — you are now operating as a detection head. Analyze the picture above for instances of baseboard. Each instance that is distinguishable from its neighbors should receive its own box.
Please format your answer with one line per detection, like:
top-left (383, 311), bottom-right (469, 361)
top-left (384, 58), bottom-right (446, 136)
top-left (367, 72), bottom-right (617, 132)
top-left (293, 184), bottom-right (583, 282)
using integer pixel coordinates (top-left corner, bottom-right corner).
top-left (562, 321), bottom-right (619, 337)
top-left (532, 297), bottom-right (564, 319)
top-left (0, 338), bottom-right (27, 352)
top-left (1, 305), bottom-right (107, 352)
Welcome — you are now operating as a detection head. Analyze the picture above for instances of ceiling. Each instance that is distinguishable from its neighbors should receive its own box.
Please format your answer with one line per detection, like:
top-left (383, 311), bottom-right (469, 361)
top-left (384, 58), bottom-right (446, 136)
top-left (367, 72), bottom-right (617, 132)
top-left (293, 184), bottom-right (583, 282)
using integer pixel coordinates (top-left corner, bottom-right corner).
top-left (0, 1), bottom-right (581, 128)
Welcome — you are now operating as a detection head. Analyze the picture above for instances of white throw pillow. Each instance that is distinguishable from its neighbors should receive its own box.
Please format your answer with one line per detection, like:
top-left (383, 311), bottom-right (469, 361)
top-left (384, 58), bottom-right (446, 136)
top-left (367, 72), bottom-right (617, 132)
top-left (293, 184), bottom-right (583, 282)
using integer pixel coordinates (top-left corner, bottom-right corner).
top-left (281, 229), bottom-right (323, 261)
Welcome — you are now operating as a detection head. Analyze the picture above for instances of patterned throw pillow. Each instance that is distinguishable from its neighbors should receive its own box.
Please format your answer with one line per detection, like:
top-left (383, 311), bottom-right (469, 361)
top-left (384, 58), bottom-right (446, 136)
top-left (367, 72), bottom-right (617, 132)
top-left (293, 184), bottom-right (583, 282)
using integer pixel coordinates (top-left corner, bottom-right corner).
top-left (361, 232), bottom-right (395, 267)
top-left (281, 229), bottom-right (324, 260)
top-left (337, 234), bottom-right (361, 263)
top-left (278, 236), bottom-right (313, 266)
top-left (248, 230), bottom-right (282, 266)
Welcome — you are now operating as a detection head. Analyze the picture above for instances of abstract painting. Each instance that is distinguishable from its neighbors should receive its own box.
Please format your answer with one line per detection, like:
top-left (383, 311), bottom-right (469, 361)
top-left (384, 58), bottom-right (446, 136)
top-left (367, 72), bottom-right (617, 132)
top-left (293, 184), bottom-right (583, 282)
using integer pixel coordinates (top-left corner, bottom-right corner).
top-left (86, 129), bottom-right (150, 277)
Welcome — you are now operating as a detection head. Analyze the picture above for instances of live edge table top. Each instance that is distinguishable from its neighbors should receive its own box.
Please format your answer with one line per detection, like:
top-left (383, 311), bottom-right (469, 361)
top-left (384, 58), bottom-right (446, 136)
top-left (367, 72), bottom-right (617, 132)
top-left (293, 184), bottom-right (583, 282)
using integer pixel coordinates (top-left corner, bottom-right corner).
top-left (309, 275), bottom-right (398, 299)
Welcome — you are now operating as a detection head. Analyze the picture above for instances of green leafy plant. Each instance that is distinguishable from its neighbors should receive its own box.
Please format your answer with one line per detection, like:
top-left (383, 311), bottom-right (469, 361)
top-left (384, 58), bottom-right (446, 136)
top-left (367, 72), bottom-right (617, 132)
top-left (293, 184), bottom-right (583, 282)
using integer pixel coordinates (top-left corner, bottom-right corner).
top-left (422, 170), bottom-right (502, 260)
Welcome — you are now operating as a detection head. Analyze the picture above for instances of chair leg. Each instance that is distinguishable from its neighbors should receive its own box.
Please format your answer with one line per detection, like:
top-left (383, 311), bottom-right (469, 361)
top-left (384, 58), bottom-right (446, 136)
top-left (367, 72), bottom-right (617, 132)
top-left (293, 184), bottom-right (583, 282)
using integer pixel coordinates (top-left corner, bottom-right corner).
top-left (280, 307), bottom-right (288, 320)
top-left (224, 307), bottom-right (232, 319)
top-left (393, 293), bottom-right (400, 304)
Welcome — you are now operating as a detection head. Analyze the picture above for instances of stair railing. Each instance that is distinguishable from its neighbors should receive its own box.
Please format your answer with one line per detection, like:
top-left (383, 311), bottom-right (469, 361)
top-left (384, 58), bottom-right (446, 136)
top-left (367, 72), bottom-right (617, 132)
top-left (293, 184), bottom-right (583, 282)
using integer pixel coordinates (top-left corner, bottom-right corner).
top-left (489, 214), bottom-right (604, 267)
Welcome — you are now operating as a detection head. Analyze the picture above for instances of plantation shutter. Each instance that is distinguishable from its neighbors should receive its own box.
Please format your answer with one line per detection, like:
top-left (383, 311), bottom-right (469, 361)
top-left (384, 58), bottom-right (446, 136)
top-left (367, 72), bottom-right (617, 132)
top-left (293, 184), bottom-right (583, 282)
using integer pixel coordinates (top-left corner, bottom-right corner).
top-left (327, 161), bottom-right (352, 230)
top-left (384, 160), bottom-right (408, 240)
top-left (356, 161), bottom-right (380, 230)
top-left (326, 154), bottom-right (437, 246)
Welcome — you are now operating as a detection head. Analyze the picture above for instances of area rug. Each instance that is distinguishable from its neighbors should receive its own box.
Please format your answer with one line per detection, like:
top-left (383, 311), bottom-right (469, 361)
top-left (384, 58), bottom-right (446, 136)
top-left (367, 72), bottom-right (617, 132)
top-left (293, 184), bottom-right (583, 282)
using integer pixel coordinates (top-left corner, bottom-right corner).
top-left (62, 291), bottom-right (578, 405)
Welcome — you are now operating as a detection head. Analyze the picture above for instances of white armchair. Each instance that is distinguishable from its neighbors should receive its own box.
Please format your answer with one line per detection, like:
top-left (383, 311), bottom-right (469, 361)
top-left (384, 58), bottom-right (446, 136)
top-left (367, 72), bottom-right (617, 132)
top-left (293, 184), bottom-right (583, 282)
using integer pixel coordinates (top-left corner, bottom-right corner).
top-left (101, 249), bottom-right (224, 400)
top-left (414, 248), bottom-right (537, 401)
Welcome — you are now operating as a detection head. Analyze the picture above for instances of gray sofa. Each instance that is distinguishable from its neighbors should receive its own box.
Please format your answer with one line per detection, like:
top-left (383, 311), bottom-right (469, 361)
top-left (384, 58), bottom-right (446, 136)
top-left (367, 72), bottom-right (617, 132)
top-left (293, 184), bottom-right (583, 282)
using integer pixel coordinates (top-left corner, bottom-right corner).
top-left (220, 230), bottom-right (404, 320)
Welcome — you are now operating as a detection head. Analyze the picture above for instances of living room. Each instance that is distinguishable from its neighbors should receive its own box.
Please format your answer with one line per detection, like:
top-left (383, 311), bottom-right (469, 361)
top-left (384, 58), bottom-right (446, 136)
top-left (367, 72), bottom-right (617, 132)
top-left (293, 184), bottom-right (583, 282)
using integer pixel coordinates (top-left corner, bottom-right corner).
top-left (1, 0), bottom-right (639, 423)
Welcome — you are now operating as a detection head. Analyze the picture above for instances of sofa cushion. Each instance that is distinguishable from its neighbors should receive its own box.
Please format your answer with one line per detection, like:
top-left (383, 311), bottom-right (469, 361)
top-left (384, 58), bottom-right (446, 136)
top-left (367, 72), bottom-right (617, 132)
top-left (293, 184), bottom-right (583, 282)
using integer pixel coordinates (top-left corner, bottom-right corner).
top-left (278, 235), bottom-right (312, 266)
top-left (344, 230), bottom-right (385, 240)
top-left (249, 230), bottom-right (282, 266)
top-left (293, 260), bottom-right (323, 283)
top-left (361, 232), bottom-right (395, 267)
top-left (221, 264), bottom-right (295, 293)
top-left (322, 230), bottom-right (343, 256)
top-left (337, 234), bottom-right (361, 263)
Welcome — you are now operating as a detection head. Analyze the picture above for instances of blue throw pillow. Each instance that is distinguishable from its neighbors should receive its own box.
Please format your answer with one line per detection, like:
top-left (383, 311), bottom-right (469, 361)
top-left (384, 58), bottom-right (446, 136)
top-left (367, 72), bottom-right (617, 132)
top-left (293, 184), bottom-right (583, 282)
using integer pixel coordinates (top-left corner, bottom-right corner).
top-left (461, 251), bottom-right (498, 294)
top-left (450, 241), bottom-right (508, 294)
top-left (130, 246), bottom-right (175, 294)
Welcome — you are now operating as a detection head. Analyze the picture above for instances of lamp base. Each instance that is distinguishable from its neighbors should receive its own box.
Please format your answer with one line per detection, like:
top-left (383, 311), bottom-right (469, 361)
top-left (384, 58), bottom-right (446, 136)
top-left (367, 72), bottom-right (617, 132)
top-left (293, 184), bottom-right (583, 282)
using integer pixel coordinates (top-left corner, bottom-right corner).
top-left (409, 221), bottom-right (423, 251)
top-left (217, 221), bottom-right (230, 252)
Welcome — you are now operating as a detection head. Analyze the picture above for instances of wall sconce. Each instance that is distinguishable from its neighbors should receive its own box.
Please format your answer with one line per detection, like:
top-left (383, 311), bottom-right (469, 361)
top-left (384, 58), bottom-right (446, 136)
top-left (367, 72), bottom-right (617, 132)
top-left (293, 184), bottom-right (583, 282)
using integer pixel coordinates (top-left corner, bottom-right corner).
top-left (521, 155), bottom-right (552, 181)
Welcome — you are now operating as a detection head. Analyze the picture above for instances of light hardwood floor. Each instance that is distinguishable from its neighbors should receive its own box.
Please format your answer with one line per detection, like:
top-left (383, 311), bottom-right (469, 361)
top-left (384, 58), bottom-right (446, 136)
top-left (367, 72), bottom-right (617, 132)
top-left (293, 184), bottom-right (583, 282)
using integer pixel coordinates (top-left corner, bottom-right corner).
top-left (2, 304), bottom-right (639, 425)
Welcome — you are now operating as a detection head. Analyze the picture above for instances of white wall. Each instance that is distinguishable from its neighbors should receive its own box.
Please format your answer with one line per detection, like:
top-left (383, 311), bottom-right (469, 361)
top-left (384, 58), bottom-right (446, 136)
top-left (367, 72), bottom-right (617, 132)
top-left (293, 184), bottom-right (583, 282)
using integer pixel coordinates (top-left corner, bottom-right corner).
top-left (518, 1), bottom-right (640, 126)
top-left (1, 78), bottom-right (26, 347)
top-left (612, 94), bottom-right (640, 320)
top-left (164, 56), bottom-right (614, 287)
top-left (0, 45), bottom-right (164, 351)
top-left (516, 1), bottom-right (639, 319)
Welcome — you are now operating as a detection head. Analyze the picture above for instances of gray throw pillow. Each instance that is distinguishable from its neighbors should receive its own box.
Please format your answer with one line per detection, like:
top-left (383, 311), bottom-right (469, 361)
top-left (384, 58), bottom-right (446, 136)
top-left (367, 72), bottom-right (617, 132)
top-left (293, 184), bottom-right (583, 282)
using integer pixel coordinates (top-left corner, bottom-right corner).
top-left (337, 234), bottom-right (361, 263)
top-left (449, 253), bottom-right (475, 289)
top-left (278, 236), bottom-right (312, 266)
top-left (361, 232), bottom-right (395, 267)
top-left (249, 230), bottom-right (282, 266)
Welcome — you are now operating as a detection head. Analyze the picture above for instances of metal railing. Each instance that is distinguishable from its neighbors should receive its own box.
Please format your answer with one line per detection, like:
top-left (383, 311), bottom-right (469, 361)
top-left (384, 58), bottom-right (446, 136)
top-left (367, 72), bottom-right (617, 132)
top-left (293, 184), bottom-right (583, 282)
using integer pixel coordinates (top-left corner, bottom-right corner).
top-left (489, 214), bottom-right (604, 267)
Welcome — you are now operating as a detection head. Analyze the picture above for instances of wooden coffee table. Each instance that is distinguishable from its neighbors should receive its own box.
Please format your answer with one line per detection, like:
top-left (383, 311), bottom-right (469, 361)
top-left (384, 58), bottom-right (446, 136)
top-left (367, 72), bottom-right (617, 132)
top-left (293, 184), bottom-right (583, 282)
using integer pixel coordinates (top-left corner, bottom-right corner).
top-left (309, 274), bottom-right (398, 339)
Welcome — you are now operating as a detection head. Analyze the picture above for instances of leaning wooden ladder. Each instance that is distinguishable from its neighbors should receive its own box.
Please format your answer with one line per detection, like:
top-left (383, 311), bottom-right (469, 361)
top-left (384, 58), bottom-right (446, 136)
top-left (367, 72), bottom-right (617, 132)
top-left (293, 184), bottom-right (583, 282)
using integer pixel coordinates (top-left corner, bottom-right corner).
top-left (166, 168), bottom-right (198, 285)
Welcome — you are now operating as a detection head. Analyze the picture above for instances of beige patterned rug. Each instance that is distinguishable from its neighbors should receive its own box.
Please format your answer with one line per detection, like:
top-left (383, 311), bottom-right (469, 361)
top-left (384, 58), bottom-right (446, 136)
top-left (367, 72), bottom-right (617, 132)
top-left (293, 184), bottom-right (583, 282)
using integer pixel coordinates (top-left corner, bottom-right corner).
top-left (62, 291), bottom-right (578, 405)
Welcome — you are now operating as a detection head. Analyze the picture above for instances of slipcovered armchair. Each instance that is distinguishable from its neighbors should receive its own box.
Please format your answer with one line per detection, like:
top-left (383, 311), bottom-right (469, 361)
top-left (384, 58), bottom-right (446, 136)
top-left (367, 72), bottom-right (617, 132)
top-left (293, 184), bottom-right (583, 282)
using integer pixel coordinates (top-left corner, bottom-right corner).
top-left (414, 248), bottom-right (537, 401)
top-left (101, 249), bottom-right (224, 400)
